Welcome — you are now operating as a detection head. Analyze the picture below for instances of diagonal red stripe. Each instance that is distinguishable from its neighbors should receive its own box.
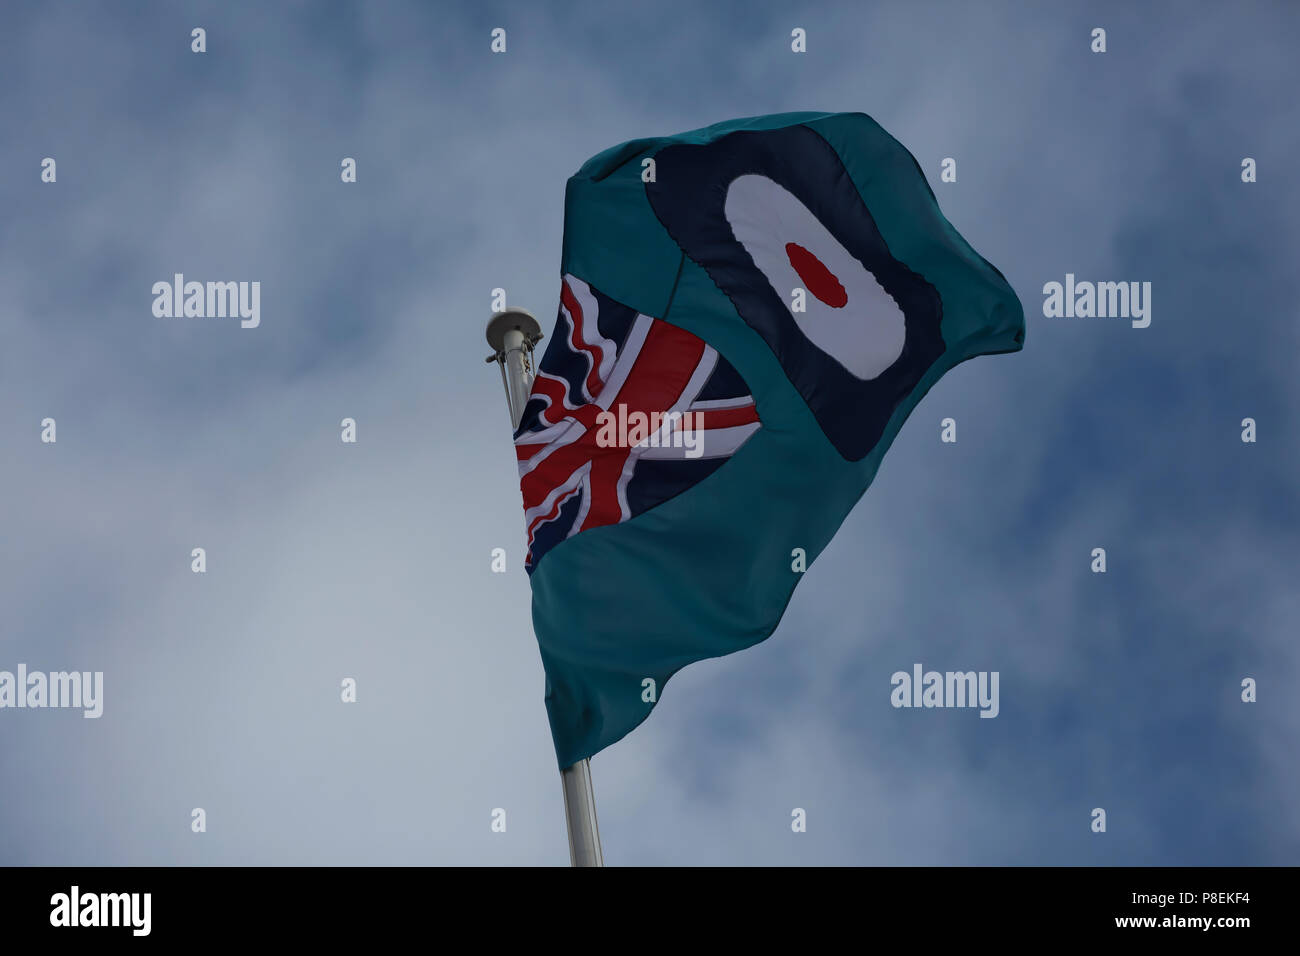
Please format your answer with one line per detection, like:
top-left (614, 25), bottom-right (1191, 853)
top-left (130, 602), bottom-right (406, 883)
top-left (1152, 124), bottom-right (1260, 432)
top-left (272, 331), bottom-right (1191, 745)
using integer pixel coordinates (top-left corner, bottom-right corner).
top-left (560, 279), bottom-right (607, 398)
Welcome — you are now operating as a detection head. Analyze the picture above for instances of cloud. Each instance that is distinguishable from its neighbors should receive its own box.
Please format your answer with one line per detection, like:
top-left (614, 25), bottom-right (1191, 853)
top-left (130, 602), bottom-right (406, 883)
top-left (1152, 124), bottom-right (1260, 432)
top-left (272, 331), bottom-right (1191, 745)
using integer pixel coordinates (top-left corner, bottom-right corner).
top-left (0, 0), bottom-right (1295, 865)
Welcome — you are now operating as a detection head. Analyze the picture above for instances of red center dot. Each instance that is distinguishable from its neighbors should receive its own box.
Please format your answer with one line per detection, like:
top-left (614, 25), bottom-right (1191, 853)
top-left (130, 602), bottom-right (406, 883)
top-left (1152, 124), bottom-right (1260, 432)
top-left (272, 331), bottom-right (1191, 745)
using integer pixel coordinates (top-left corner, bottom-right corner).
top-left (785, 242), bottom-right (847, 308)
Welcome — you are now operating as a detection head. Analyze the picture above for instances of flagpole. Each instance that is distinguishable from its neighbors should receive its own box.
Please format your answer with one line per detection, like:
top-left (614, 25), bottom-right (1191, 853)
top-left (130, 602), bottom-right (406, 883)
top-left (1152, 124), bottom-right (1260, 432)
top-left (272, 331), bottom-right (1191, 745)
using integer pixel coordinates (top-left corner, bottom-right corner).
top-left (486, 308), bottom-right (606, 868)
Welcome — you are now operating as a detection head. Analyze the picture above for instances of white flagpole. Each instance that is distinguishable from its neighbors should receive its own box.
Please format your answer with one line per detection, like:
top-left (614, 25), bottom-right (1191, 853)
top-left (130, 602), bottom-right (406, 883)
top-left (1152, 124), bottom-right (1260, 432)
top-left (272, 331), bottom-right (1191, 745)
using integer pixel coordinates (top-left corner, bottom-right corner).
top-left (486, 308), bottom-right (606, 868)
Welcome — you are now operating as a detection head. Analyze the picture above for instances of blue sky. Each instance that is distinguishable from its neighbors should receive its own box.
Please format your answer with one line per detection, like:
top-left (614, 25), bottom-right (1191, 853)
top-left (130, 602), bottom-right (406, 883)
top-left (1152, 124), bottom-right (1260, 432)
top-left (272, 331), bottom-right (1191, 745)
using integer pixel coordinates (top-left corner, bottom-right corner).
top-left (0, 0), bottom-right (1296, 865)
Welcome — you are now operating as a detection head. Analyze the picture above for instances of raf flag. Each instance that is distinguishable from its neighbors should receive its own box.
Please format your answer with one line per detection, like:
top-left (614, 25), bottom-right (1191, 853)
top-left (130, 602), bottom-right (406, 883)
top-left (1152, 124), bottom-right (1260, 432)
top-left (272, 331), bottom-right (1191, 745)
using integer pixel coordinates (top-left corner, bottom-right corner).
top-left (515, 112), bottom-right (1025, 769)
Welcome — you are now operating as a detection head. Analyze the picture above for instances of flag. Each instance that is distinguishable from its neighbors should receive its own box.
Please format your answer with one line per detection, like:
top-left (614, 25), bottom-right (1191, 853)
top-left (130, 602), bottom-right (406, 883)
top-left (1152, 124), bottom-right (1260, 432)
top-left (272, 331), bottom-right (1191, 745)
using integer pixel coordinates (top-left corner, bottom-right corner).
top-left (515, 111), bottom-right (1024, 768)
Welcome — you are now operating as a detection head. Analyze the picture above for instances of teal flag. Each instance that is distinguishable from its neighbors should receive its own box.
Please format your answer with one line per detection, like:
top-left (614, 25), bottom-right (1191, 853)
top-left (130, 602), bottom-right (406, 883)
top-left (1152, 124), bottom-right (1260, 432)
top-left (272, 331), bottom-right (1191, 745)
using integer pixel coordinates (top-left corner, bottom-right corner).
top-left (513, 112), bottom-right (1024, 768)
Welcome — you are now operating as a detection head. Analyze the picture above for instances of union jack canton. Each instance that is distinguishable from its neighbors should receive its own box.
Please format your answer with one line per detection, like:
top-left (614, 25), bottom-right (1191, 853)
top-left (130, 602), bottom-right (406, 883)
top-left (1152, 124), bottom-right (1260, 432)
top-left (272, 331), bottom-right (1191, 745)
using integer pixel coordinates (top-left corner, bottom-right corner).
top-left (514, 275), bottom-right (761, 574)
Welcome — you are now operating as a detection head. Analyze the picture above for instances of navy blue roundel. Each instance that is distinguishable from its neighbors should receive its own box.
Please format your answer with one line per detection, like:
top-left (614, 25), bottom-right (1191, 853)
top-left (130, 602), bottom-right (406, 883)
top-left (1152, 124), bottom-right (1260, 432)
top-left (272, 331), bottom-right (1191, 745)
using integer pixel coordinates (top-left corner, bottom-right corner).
top-left (645, 123), bottom-right (945, 462)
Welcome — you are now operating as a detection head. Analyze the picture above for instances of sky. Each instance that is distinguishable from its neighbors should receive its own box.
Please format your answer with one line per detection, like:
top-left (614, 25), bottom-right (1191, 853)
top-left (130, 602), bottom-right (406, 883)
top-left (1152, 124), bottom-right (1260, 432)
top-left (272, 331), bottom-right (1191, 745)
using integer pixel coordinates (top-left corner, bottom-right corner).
top-left (0, 0), bottom-right (1296, 865)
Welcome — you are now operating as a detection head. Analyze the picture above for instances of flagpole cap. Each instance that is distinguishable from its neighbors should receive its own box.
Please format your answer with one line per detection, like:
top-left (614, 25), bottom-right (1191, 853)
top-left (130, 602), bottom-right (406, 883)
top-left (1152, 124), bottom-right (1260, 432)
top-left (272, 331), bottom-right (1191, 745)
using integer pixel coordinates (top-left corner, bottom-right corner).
top-left (486, 309), bottom-right (544, 355)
